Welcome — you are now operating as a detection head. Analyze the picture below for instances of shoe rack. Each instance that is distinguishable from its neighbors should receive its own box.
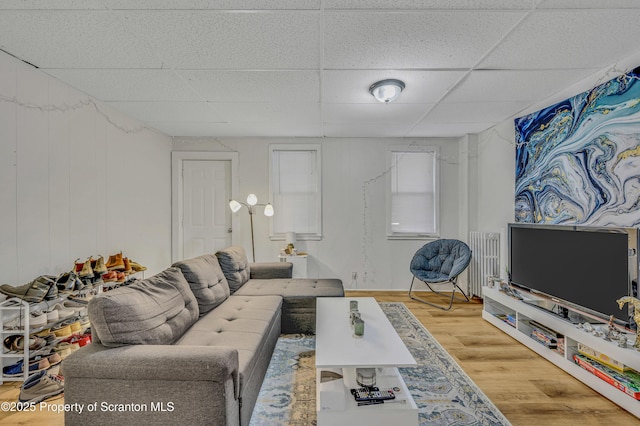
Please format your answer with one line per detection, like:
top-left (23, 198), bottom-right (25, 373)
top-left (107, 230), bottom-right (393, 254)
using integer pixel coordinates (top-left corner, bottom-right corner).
top-left (0, 298), bottom-right (31, 384)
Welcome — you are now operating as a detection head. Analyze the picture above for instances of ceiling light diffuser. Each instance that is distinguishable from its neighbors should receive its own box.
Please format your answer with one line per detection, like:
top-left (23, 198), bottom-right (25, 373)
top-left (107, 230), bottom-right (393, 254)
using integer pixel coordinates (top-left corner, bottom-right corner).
top-left (369, 79), bottom-right (405, 103)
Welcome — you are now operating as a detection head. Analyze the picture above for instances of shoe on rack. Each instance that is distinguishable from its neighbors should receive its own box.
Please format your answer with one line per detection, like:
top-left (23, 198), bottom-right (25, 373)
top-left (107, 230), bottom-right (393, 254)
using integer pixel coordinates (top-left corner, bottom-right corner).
top-left (106, 252), bottom-right (125, 271)
top-left (3, 335), bottom-right (47, 353)
top-left (62, 300), bottom-right (88, 318)
top-left (0, 275), bottom-right (57, 303)
top-left (31, 312), bottom-right (48, 329)
top-left (52, 324), bottom-right (72, 339)
top-left (54, 341), bottom-right (80, 354)
top-left (123, 257), bottom-right (133, 275)
top-left (55, 271), bottom-right (83, 293)
top-left (116, 271), bottom-right (126, 283)
top-left (18, 370), bottom-right (64, 403)
top-left (128, 259), bottom-right (147, 272)
top-left (92, 255), bottom-right (108, 275)
top-left (70, 333), bottom-right (91, 347)
top-left (3, 357), bottom-right (50, 377)
top-left (78, 257), bottom-right (94, 279)
top-left (101, 271), bottom-right (118, 283)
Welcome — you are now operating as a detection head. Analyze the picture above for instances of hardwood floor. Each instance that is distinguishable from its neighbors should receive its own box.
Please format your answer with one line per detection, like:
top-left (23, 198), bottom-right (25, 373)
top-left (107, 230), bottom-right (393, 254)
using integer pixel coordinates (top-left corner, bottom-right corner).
top-left (354, 291), bottom-right (640, 426)
top-left (1, 291), bottom-right (638, 425)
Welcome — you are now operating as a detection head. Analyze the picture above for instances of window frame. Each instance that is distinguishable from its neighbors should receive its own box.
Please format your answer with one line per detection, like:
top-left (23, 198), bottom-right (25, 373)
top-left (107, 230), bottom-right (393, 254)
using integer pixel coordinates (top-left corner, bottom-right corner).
top-left (269, 143), bottom-right (322, 241)
top-left (386, 146), bottom-right (440, 239)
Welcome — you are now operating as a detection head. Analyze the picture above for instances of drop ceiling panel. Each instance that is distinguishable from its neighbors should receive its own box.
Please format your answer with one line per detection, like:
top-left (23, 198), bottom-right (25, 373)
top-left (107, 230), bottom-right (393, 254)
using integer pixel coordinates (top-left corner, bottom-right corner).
top-left (407, 122), bottom-right (494, 137)
top-left (45, 69), bottom-right (198, 101)
top-left (323, 11), bottom-right (526, 69)
top-left (102, 0), bottom-right (320, 9)
top-left (206, 102), bottom-right (321, 123)
top-left (421, 101), bottom-right (529, 124)
top-left (539, 0), bottom-right (640, 8)
top-left (127, 11), bottom-right (320, 69)
top-left (323, 122), bottom-right (415, 138)
top-left (151, 120), bottom-right (323, 137)
top-left (323, 103), bottom-right (430, 125)
top-left (443, 69), bottom-right (599, 103)
top-left (0, 11), bottom-right (161, 68)
top-left (323, 70), bottom-right (465, 104)
top-left (325, 0), bottom-right (538, 9)
top-left (480, 9), bottom-right (640, 69)
top-left (180, 70), bottom-right (320, 103)
top-left (0, 1), bottom-right (107, 9)
top-left (105, 101), bottom-right (215, 122)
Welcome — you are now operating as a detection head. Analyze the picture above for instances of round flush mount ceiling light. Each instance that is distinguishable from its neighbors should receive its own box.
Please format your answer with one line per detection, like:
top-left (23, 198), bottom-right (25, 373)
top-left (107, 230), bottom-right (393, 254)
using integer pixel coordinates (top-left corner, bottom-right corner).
top-left (369, 79), bottom-right (405, 103)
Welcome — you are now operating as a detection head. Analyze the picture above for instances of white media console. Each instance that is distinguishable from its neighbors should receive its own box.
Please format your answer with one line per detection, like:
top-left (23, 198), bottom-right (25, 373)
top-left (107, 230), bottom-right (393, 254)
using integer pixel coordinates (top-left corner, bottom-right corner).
top-left (482, 285), bottom-right (640, 417)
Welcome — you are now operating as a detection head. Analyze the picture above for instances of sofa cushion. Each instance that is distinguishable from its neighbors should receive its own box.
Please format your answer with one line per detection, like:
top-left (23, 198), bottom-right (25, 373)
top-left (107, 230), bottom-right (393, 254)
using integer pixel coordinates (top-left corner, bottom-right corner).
top-left (216, 246), bottom-right (250, 293)
top-left (177, 295), bottom-right (282, 397)
top-left (89, 267), bottom-right (199, 347)
top-left (172, 254), bottom-right (230, 316)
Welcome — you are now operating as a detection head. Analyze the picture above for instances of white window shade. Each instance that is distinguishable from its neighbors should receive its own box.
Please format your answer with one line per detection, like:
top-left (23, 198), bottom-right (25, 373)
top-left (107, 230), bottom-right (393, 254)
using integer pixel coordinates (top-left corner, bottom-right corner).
top-left (388, 149), bottom-right (439, 237)
top-left (270, 145), bottom-right (322, 239)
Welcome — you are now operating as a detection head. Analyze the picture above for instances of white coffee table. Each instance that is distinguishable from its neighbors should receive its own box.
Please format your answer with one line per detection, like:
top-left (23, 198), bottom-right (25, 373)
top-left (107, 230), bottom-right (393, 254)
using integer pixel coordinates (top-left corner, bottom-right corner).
top-left (315, 297), bottom-right (418, 425)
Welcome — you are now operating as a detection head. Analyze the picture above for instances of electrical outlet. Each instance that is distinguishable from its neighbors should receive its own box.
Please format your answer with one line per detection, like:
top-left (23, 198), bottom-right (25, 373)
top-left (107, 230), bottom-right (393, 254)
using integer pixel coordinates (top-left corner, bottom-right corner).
top-left (352, 272), bottom-right (357, 280)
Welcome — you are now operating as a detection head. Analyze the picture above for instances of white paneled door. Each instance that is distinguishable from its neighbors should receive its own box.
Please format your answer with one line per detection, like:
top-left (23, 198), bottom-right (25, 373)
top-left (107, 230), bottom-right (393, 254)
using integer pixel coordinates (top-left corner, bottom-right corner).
top-left (176, 158), bottom-right (232, 261)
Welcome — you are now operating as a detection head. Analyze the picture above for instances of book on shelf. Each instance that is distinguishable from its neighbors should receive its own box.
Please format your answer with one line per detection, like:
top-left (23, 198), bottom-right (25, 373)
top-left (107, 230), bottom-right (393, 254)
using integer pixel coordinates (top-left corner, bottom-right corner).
top-left (577, 342), bottom-right (629, 373)
top-left (573, 354), bottom-right (640, 400)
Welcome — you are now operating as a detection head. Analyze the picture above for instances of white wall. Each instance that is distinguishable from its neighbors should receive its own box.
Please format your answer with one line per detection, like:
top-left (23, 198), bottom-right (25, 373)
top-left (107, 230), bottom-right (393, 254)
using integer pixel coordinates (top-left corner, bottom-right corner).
top-left (0, 50), bottom-right (172, 285)
top-left (173, 136), bottom-right (466, 290)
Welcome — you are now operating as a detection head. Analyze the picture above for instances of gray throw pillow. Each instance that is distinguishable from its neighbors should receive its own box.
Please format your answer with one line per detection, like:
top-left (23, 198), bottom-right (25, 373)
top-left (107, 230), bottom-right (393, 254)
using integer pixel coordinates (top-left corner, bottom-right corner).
top-left (89, 267), bottom-right (199, 347)
top-left (173, 254), bottom-right (230, 316)
top-left (215, 246), bottom-right (250, 293)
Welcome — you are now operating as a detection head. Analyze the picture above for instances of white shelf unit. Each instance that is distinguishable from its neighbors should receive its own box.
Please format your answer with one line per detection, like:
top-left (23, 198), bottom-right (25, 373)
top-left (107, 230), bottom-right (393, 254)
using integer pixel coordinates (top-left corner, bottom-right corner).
top-left (0, 298), bottom-right (31, 384)
top-left (482, 286), bottom-right (640, 418)
top-left (316, 367), bottom-right (418, 426)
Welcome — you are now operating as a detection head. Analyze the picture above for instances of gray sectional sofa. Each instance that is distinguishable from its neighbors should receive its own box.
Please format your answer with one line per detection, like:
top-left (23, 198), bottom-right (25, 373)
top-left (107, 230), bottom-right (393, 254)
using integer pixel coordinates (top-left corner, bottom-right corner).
top-left (62, 246), bottom-right (344, 426)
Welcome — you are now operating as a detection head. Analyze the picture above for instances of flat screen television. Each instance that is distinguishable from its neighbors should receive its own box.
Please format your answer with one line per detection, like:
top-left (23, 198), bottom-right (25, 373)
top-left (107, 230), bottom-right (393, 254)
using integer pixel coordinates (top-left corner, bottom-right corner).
top-left (508, 223), bottom-right (638, 326)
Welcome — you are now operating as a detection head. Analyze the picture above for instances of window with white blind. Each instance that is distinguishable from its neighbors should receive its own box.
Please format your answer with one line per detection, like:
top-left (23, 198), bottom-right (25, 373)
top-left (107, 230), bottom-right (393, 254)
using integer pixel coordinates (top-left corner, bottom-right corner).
top-left (269, 144), bottom-right (322, 240)
top-left (387, 147), bottom-right (439, 238)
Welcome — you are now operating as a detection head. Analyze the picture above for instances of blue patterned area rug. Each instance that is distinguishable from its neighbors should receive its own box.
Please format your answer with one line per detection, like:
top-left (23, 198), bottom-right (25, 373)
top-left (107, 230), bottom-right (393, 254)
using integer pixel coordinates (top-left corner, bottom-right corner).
top-left (250, 302), bottom-right (511, 426)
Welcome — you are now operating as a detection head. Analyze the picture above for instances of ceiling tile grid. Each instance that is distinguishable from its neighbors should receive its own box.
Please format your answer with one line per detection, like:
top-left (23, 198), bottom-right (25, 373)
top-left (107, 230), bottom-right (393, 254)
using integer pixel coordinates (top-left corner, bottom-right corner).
top-left (0, 2), bottom-right (639, 138)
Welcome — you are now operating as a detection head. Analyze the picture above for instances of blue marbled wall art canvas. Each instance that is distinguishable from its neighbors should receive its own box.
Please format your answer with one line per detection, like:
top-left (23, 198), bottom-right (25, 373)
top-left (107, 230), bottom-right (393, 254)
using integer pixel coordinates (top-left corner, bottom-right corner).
top-left (515, 67), bottom-right (640, 226)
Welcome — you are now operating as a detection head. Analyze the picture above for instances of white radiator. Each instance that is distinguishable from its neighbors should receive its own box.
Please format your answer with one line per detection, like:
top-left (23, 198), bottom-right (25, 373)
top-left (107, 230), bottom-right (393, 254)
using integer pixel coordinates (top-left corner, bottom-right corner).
top-left (469, 231), bottom-right (500, 298)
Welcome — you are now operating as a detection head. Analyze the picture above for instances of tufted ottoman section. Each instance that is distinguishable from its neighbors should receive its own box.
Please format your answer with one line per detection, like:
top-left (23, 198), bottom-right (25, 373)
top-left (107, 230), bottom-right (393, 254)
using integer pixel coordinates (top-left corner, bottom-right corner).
top-left (234, 278), bottom-right (344, 334)
top-left (177, 295), bottom-right (282, 425)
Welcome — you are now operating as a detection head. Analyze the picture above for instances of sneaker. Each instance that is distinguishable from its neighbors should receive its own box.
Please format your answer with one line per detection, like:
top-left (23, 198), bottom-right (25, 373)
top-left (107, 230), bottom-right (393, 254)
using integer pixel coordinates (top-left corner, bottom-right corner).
top-left (116, 271), bottom-right (126, 283)
top-left (18, 370), bottom-right (64, 403)
top-left (54, 341), bottom-right (80, 354)
top-left (128, 259), bottom-right (147, 272)
top-left (55, 271), bottom-right (83, 293)
top-left (3, 357), bottom-right (50, 376)
top-left (3, 335), bottom-right (47, 352)
top-left (106, 252), bottom-right (125, 271)
top-left (0, 276), bottom-right (56, 303)
top-left (52, 324), bottom-right (72, 339)
top-left (45, 310), bottom-right (59, 324)
top-left (30, 312), bottom-right (48, 329)
top-left (92, 255), bottom-right (108, 274)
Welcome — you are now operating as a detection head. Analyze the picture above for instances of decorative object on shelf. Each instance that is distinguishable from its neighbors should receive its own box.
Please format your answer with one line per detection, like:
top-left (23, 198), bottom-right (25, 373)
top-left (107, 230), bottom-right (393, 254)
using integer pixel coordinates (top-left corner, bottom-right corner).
top-left (356, 367), bottom-right (376, 387)
top-left (617, 296), bottom-right (640, 349)
top-left (369, 79), bottom-right (405, 103)
top-left (229, 193), bottom-right (274, 262)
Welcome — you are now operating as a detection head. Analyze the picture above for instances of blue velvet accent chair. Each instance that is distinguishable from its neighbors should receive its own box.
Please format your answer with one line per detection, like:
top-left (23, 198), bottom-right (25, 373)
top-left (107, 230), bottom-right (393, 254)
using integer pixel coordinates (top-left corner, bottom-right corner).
top-left (408, 239), bottom-right (472, 310)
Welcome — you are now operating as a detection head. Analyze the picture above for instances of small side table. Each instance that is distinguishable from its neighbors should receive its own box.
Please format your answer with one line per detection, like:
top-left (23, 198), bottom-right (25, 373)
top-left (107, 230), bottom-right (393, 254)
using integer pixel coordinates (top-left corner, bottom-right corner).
top-left (278, 255), bottom-right (308, 278)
